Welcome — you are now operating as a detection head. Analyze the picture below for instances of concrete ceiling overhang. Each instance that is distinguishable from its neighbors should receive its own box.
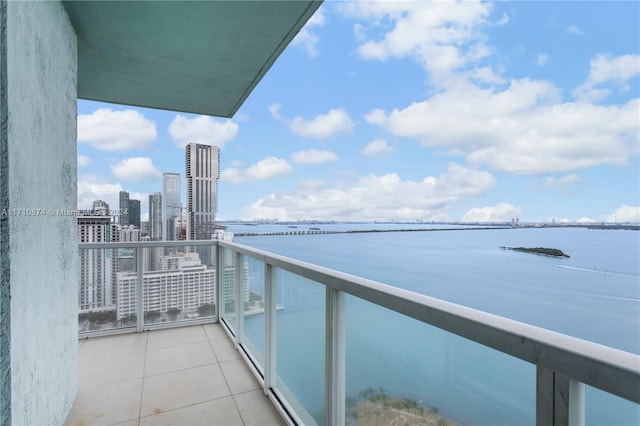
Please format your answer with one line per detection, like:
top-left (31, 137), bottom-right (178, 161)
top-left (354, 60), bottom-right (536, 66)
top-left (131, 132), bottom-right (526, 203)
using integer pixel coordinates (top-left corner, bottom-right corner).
top-left (63, 0), bottom-right (322, 117)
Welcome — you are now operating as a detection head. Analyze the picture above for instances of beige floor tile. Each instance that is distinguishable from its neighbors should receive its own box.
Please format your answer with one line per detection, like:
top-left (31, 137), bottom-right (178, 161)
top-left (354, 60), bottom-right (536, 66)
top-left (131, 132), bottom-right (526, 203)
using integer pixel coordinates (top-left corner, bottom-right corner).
top-left (113, 420), bottom-right (140, 426)
top-left (219, 359), bottom-right (260, 395)
top-left (139, 397), bottom-right (243, 426)
top-left (234, 390), bottom-right (286, 426)
top-left (140, 364), bottom-right (230, 417)
top-left (64, 378), bottom-right (143, 426)
top-left (211, 337), bottom-right (241, 362)
top-left (79, 333), bottom-right (148, 360)
top-left (145, 341), bottom-right (217, 376)
top-left (146, 325), bottom-right (207, 350)
top-left (203, 323), bottom-right (230, 341)
top-left (72, 327), bottom-right (286, 426)
top-left (79, 351), bottom-right (145, 389)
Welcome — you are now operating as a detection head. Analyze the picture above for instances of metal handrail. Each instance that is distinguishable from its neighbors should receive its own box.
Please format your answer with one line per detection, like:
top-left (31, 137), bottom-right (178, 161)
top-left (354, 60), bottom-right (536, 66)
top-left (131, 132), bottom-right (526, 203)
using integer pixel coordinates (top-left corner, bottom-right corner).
top-left (78, 239), bottom-right (640, 423)
top-left (219, 240), bottom-right (639, 404)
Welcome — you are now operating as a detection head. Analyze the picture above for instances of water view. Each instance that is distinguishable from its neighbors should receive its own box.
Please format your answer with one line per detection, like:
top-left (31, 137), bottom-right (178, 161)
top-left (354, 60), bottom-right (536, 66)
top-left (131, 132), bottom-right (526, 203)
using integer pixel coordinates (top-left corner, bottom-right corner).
top-left (225, 224), bottom-right (639, 425)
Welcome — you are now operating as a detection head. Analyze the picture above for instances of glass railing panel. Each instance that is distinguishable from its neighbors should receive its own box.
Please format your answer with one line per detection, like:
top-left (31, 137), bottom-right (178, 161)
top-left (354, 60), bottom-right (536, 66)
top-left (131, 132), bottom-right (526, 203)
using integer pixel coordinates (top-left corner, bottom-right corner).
top-left (220, 246), bottom-right (236, 332)
top-left (586, 385), bottom-right (640, 425)
top-left (79, 247), bottom-right (135, 333)
top-left (274, 268), bottom-right (326, 425)
top-left (140, 244), bottom-right (216, 326)
top-left (241, 256), bottom-right (266, 368)
top-left (345, 295), bottom-right (535, 425)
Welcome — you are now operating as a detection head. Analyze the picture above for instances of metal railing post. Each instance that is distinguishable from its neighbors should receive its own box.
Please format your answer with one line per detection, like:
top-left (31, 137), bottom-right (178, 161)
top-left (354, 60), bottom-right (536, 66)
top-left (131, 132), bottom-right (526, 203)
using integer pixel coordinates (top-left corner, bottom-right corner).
top-left (234, 252), bottom-right (244, 348)
top-left (264, 263), bottom-right (276, 395)
top-left (216, 242), bottom-right (224, 321)
top-left (537, 367), bottom-right (584, 426)
top-left (136, 246), bottom-right (144, 333)
top-left (325, 288), bottom-right (346, 426)
top-left (568, 379), bottom-right (585, 426)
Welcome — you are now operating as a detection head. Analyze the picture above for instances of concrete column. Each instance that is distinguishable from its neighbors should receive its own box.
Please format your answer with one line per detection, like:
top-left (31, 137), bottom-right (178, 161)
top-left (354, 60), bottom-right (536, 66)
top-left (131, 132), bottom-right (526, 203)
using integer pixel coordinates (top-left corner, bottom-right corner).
top-left (0, 1), bottom-right (78, 424)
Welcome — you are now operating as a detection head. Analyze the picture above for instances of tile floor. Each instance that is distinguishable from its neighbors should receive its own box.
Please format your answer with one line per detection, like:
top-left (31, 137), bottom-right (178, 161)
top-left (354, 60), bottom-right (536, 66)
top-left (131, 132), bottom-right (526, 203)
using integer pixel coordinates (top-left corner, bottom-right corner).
top-left (64, 324), bottom-right (286, 426)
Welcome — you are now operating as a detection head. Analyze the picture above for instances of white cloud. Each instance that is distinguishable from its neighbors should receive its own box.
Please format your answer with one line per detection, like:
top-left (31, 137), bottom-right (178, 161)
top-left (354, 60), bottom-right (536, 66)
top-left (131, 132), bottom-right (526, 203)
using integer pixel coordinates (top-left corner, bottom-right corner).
top-left (268, 103), bottom-right (283, 120)
top-left (77, 155), bottom-right (90, 167)
top-left (221, 157), bottom-right (293, 184)
top-left (573, 54), bottom-right (640, 101)
top-left (534, 53), bottom-right (550, 67)
top-left (290, 149), bottom-right (338, 165)
top-left (471, 65), bottom-right (506, 85)
top-left (110, 157), bottom-right (161, 182)
top-left (462, 202), bottom-right (522, 222)
top-left (271, 104), bottom-right (354, 139)
top-left (77, 175), bottom-right (123, 210)
top-left (169, 115), bottom-right (239, 148)
top-left (368, 79), bottom-right (639, 174)
top-left (496, 12), bottom-right (509, 26)
top-left (287, 108), bottom-right (354, 139)
top-left (543, 174), bottom-right (583, 189)
top-left (566, 25), bottom-right (584, 36)
top-left (576, 217), bottom-right (596, 223)
top-left (338, 1), bottom-right (493, 87)
top-left (604, 205), bottom-right (640, 223)
top-left (364, 109), bottom-right (387, 126)
top-left (292, 7), bottom-right (326, 57)
top-left (245, 163), bottom-right (495, 221)
top-left (78, 108), bottom-right (157, 151)
top-left (361, 139), bottom-right (394, 157)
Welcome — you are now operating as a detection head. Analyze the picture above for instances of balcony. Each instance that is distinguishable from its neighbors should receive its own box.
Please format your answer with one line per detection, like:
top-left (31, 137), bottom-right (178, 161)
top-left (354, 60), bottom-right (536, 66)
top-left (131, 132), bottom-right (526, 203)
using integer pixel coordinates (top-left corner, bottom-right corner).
top-left (75, 240), bottom-right (640, 425)
top-left (65, 324), bottom-right (284, 425)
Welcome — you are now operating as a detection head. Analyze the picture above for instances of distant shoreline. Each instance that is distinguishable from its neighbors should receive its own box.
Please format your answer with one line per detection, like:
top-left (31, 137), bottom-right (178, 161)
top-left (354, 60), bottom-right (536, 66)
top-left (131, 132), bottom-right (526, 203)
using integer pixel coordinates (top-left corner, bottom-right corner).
top-left (232, 226), bottom-right (510, 237)
top-left (228, 223), bottom-right (639, 237)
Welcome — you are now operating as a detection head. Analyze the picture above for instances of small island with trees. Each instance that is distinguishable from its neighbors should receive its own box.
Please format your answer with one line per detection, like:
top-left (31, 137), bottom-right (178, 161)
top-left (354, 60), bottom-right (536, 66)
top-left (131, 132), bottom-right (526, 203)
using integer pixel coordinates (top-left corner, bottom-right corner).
top-left (500, 246), bottom-right (570, 258)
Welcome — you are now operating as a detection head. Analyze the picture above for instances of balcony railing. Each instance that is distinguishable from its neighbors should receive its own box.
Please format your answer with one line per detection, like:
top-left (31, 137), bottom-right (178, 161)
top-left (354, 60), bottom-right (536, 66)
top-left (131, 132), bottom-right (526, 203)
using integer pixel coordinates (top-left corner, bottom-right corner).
top-left (79, 240), bottom-right (640, 426)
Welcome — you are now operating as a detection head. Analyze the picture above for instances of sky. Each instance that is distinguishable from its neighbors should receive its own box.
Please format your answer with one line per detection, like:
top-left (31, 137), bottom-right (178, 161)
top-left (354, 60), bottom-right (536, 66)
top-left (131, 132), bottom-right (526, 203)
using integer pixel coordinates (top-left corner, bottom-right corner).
top-left (77, 1), bottom-right (640, 224)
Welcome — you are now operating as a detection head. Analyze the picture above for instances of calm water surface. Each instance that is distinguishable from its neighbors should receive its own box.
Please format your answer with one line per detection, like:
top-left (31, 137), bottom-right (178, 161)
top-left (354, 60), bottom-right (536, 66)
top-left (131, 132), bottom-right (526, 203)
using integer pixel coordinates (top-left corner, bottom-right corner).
top-left (226, 225), bottom-right (639, 425)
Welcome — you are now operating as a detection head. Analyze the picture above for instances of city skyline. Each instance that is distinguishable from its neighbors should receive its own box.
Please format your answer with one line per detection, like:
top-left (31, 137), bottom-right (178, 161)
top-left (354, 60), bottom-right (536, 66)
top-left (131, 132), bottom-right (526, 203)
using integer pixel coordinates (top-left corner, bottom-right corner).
top-left (77, 1), bottom-right (639, 223)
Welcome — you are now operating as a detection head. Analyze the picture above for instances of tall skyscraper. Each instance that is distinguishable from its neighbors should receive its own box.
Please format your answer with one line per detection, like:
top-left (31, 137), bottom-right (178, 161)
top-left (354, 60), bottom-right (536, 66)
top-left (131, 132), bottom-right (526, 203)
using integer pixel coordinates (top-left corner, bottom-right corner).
top-left (128, 199), bottom-right (141, 228)
top-left (119, 191), bottom-right (130, 225)
top-left (186, 143), bottom-right (220, 241)
top-left (162, 172), bottom-right (181, 241)
top-left (78, 211), bottom-right (112, 311)
top-left (149, 192), bottom-right (163, 241)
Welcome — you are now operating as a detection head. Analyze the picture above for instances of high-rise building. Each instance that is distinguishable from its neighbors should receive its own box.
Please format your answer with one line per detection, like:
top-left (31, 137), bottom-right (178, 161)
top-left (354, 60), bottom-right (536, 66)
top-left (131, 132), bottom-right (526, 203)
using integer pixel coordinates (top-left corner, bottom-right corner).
top-left (149, 192), bottom-right (163, 241)
top-left (92, 199), bottom-right (110, 216)
top-left (116, 252), bottom-right (216, 320)
top-left (128, 199), bottom-right (141, 228)
top-left (186, 143), bottom-right (220, 242)
top-left (78, 212), bottom-right (112, 311)
top-left (162, 172), bottom-right (181, 240)
top-left (119, 191), bottom-right (130, 225)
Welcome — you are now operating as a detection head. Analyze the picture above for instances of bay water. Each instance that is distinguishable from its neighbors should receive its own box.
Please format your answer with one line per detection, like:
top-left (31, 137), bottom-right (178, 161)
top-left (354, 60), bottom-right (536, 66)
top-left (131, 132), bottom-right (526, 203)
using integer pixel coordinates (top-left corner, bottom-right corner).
top-left (225, 225), bottom-right (639, 425)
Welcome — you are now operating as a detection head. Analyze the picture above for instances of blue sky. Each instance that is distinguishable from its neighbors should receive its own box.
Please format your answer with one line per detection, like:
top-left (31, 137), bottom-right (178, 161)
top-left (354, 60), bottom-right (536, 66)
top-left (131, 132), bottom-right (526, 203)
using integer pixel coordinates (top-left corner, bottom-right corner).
top-left (77, 1), bottom-right (640, 223)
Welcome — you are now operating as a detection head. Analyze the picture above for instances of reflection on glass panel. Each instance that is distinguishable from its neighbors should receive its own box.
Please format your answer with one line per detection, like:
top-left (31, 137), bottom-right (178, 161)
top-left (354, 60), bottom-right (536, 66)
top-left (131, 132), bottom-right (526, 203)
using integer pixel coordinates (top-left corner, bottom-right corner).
top-left (586, 385), bottom-right (640, 425)
top-left (274, 268), bottom-right (325, 425)
top-left (78, 247), bottom-right (134, 333)
top-left (220, 246), bottom-right (236, 331)
top-left (345, 295), bottom-right (535, 425)
top-left (242, 256), bottom-right (265, 367)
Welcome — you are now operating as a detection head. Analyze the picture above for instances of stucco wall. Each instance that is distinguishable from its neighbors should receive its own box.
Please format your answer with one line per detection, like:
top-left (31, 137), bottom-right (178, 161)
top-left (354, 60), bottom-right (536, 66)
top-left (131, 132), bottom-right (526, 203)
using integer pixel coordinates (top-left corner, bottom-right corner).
top-left (0, 1), bottom-right (78, 424)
